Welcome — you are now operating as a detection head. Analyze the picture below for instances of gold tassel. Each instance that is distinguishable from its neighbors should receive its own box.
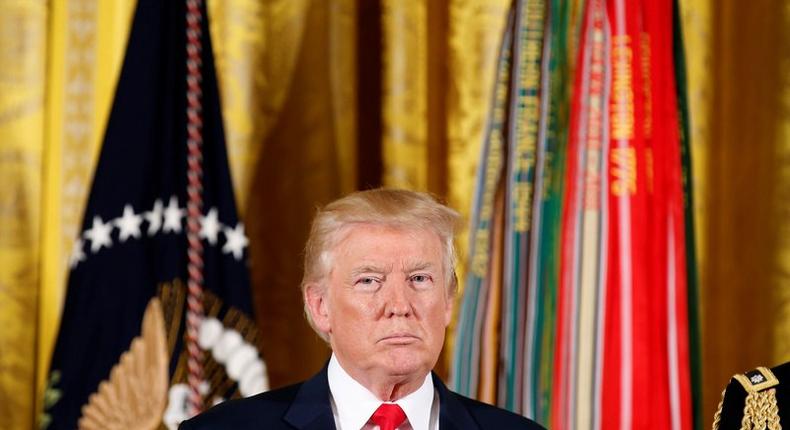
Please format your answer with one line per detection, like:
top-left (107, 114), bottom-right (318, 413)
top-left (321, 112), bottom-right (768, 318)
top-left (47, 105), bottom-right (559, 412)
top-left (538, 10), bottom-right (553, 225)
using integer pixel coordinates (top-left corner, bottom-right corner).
top-left (733, 367), bottom-right (782, 430)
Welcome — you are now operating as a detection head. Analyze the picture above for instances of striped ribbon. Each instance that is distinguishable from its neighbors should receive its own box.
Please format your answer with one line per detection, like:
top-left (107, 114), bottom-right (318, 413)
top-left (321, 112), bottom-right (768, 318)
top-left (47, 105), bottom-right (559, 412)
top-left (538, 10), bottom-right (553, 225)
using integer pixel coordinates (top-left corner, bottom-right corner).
top-left (528, 0), bottom-right (573, 421)
top-left (503, 0), bottom-right (545, 415)
top-left (185, 0), bottom-right (206, 417)
top-left (600, 1), bottom-right (647, 429)
top-left (646, 0), bottom-right (693, 427)
top-left (555, 1), bottom-right (609, 427)
top-left (451, 0), bottom-right (697, 428)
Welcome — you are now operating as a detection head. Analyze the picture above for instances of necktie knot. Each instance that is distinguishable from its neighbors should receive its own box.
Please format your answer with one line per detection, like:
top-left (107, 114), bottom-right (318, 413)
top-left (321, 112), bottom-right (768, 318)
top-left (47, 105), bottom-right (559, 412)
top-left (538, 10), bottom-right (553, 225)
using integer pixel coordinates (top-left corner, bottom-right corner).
top-left (371, 403), bottom-right (406, 430)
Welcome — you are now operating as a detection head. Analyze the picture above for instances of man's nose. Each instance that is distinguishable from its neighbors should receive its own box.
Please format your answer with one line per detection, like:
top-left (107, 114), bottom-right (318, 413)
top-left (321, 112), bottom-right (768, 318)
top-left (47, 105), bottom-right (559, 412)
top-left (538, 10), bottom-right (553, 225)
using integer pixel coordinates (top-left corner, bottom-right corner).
top-left (383, 282), bottom-right (412, 317)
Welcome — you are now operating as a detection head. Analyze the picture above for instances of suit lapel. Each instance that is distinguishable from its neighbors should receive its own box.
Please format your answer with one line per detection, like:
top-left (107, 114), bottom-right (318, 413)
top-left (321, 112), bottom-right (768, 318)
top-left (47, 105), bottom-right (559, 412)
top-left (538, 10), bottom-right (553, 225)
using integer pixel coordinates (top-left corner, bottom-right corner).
top-left (283, 365), bottom-right (337, 430)
top-left (433, 373), bottom-right (479, 430)
top-left (283, 367), bottom-right (476, 430)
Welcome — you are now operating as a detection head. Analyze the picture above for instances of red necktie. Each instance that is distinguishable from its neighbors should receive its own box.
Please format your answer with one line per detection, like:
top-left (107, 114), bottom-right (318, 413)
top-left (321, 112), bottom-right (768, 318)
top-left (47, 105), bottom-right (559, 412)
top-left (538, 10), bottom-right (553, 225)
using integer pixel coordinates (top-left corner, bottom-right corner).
top-left (370, 403), bottom-right (406, 430)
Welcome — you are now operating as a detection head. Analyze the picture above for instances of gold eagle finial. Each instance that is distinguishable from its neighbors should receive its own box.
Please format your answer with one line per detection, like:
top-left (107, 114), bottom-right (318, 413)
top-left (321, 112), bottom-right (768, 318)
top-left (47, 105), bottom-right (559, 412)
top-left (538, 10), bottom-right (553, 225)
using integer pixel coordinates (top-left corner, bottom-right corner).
top-left (78, 298), bottom-right (169, 430)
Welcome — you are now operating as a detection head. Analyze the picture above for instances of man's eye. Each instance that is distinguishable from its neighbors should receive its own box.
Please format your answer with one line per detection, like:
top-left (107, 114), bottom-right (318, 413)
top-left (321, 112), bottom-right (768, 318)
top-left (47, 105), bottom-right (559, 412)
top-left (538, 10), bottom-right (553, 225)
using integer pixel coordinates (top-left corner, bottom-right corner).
top-left (411, 274), bottom-right (431, 283)
top-left (356, 277), bottom-right (377, 285)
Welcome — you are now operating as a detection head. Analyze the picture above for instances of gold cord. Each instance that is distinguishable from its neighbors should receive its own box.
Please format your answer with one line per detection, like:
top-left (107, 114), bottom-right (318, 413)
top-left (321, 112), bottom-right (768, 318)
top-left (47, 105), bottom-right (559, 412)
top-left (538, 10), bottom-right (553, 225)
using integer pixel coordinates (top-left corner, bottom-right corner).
top-left (740, 388), bottom-right (782, 430)
top-left (712, 388), bottom-right (726, 430)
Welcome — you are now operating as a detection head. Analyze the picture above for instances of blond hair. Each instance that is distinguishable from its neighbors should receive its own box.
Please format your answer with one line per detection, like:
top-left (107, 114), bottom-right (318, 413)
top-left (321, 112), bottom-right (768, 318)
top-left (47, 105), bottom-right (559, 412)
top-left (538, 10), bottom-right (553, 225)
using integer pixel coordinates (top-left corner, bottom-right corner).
top-left (301, 188), bottom-right (460, 337)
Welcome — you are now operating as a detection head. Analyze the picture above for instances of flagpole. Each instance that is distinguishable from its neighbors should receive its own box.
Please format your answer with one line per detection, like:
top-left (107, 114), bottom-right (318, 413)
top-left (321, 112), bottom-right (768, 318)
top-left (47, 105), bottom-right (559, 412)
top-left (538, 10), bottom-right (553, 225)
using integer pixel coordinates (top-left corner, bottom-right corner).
top-left (185, 0), bottom-right (206, 417)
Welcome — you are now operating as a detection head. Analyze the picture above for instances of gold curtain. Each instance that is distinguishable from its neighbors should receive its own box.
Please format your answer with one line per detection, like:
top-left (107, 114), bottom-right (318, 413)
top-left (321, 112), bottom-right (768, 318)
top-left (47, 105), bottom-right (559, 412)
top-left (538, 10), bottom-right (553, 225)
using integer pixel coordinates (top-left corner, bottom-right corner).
top-left (208, 0), bottom-right (357, 207)
top-left (381, 0), bottom-right (429, 191)
top-left (680, 0), bottom-right (790, 427)
top-left (0, 2), bottom-right (46, 429)
top-left (0, 0), bottom-right (134, 428)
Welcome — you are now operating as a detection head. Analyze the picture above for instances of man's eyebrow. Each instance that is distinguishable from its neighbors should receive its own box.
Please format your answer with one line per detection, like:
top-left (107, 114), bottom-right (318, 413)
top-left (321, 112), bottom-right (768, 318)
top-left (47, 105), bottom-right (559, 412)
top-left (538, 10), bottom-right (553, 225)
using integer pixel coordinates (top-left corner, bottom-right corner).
top-left (350, 265), bottom-right (390, 276)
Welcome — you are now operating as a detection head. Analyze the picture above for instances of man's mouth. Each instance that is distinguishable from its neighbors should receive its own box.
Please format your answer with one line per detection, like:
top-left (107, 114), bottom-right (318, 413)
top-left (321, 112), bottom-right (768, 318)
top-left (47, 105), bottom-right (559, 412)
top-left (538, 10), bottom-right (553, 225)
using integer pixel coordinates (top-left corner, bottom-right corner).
top-left (379, 333), bottom-right (419, 345)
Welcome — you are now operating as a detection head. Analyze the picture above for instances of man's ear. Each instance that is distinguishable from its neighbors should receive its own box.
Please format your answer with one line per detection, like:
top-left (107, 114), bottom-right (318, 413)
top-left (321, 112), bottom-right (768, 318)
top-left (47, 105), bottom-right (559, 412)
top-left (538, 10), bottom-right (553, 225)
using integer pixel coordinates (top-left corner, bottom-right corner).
top-left (304, 282), bottom-right (331, 334)
top-left (444, 294), bottom-right (454, 328)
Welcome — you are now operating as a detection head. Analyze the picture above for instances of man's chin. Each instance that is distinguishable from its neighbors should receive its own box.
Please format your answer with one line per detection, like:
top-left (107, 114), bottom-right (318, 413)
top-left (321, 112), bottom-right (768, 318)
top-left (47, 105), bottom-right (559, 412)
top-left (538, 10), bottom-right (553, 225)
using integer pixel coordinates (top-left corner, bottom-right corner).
top-left (383, 365), bottom-right (425, 380)
top-left (380, 352), bottom-right (434, 377)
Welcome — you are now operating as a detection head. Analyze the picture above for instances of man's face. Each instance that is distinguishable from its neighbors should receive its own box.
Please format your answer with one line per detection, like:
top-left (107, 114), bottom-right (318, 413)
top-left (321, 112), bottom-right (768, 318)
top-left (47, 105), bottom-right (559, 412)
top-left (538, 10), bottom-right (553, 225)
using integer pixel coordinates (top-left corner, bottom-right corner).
top-left (305, 223), bottom-right (453, 388)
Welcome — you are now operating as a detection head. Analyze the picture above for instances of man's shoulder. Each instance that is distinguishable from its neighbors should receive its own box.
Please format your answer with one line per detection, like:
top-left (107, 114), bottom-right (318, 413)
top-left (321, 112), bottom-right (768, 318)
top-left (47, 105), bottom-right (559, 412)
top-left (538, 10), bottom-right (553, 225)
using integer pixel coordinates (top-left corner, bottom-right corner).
top-left (715, 361), bottom-right (789, 429)
top-left (720, 360), bottom-right (789, 401)
top-left (445, 390), bottom-right (546, 429)
top-left (178, 382), bottom-right (303, 430)
top-left (775, 360), bottom-right (790, 381)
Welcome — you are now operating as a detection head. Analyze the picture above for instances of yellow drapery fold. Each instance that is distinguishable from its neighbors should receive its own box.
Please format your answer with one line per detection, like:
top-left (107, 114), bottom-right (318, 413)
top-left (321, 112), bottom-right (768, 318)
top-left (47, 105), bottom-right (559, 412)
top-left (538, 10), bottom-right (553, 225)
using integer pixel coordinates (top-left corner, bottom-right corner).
top-left (0, 2), bottom-right (47, 428)
top-left (778, 19), bottom-right (790, 361)
top-left (208, 0), bottom-right (358, 210)
top-left (381, 0), bottom-right (429, 191)
top-left (208, 0), bottom-right (305, 209)
top-left (696, 0), bottom-right (790, 428)
top-left (778, 128), bottom-right (790, 363)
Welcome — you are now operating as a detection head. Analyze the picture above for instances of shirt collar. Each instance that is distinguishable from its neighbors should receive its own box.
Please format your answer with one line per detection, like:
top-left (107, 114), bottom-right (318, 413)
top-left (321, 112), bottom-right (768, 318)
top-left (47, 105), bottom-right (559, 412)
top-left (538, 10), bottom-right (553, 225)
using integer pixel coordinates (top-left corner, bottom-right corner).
top-left (327, 354), bottom-right (435, 430)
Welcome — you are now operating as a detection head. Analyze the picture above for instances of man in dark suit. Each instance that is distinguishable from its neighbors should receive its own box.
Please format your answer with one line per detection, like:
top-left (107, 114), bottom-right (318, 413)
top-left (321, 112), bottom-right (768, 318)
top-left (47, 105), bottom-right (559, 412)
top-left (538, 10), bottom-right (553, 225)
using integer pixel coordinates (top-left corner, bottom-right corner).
top-left (180, 189), bottom-right (543, 429)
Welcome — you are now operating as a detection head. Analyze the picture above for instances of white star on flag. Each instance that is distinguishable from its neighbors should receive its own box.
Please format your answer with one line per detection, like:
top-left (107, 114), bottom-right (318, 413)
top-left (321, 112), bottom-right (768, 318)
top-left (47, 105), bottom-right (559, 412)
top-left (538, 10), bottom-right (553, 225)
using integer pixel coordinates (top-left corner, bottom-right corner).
top-left (200, 208), bottom-right (221, 245)
top-left (222, 223), bottom-right (249, 261)
top-left (163, 196), bottom-right (185, 233)
top-left (84, 216), bottom-right (113, 253)
top-left (115, 204), bottom-right (143, 242)
top-left (145, 199), bottom-right (163, 236)
top-left (69, 238), bottom-right (86, 268)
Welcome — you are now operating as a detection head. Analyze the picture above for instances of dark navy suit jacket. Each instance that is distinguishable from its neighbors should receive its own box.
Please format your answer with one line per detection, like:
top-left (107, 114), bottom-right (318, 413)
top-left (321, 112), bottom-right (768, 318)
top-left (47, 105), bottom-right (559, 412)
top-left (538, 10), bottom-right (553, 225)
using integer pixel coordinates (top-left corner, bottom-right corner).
top-left (179, 366), bottom-right (545, 429)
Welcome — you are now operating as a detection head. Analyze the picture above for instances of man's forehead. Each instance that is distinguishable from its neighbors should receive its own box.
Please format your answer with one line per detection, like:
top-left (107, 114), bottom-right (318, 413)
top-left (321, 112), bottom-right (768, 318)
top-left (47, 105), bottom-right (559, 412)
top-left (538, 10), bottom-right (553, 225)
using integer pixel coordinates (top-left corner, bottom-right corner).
top-left (348, 260), bottom-right (438, 273)
top-left (327, 223), bottom-right (444, 271)
top-left (331, 223), bottom-right (438, 248)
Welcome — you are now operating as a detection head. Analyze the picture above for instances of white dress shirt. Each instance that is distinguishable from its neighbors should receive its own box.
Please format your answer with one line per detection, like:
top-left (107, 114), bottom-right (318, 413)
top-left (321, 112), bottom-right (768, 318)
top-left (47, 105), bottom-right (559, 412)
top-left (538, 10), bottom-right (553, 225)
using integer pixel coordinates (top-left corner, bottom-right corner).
top-left (327, 354), bottom-right (440, 430)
